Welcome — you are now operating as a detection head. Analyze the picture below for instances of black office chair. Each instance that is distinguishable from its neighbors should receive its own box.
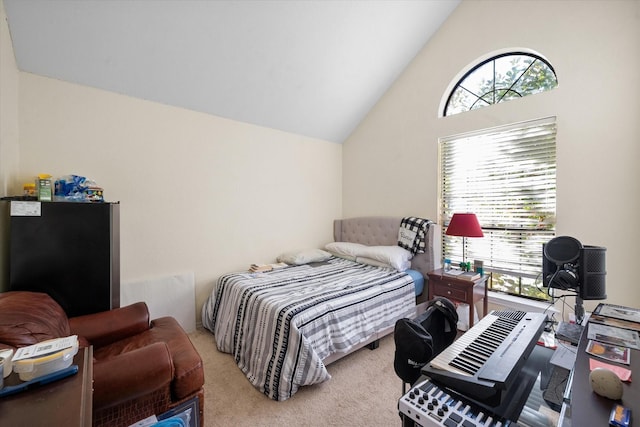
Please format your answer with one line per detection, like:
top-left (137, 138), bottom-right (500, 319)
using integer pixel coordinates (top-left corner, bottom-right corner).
top-left (393, 297), bottom-right (458, 393)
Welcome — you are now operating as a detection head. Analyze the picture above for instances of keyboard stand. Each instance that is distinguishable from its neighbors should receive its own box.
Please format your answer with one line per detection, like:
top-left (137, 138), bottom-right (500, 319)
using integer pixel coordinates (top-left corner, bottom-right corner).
top-left (399, 345), bottom-right (559, 426)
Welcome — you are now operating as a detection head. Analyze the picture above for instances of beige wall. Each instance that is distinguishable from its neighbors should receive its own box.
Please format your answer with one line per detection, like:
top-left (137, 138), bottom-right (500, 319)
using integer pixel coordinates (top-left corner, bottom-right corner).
top-left (14, 74), bottom-right (342, 320)
top-left (0, 0), bottom-right (19, 194)
top-left (0, 0), bottom-right (19, 286)
top-left (344, 0), bottom-right (640, 312)
top-left (1, 0), bottom-right (342, 322)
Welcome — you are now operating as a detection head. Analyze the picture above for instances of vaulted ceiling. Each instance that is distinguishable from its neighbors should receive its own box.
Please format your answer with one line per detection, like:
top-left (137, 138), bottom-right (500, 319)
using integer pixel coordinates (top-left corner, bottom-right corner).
top-left (3, 0), bottom-right (460, 143)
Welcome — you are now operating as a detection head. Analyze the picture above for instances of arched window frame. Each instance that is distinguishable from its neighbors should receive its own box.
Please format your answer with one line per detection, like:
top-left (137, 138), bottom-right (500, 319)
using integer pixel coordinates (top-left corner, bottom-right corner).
top-left (442, 51), bottom-right (558, 117)
top-left (438, 49), bottom-right (559, 301)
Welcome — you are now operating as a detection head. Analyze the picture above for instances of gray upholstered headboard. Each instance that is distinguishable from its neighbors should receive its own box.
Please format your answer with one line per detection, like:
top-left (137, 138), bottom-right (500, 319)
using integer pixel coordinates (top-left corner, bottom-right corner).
top-left (333, 216), bottom-right (442, 279)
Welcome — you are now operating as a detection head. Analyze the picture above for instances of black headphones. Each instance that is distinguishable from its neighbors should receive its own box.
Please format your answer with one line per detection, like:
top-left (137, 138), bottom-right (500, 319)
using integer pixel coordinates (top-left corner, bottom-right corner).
top-left (550, 264), bottom-right (579, 290)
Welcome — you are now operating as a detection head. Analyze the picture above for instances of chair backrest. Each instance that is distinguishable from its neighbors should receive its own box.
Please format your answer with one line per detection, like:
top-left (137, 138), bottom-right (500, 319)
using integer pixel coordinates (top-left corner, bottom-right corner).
top-left (0, 291), bottom-right (71, 348)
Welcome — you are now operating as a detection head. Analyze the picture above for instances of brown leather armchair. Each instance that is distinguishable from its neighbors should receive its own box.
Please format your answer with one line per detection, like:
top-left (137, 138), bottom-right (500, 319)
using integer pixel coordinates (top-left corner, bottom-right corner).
top-left (0, 291), bottom-right (205, 427)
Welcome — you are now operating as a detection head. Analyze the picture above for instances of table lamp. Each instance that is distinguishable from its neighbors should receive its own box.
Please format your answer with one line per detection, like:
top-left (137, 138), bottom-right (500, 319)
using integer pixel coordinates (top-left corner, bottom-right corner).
top-left (445, 213), bottom-right (484, 266)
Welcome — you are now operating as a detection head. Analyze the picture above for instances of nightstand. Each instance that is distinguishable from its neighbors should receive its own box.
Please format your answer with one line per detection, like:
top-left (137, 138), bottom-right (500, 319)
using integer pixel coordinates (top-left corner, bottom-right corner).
top-left (427, 269), bottom-right (489, 328)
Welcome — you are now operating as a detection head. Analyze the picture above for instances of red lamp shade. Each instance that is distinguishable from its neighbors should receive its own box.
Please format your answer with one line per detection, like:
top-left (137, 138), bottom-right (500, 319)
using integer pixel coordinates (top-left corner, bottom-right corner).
top-left (445, 213), bottom-right (484, 238)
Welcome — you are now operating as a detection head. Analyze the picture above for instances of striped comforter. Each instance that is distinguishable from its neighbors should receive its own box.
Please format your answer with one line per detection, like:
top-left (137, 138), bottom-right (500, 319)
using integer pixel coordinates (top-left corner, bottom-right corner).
top-left (201, 257), bottom-right (416, 401)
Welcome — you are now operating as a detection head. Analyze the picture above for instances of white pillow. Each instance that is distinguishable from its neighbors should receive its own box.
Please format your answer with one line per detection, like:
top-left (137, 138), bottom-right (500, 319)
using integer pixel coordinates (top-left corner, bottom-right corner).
top-left (356, 256), bottom-right (412, 271)
top-left (324, 242), bottom-right (367, 258)
top-left (330, 252), bottom-right (357, 262)
top-left (356, 256), bottom-right (392, 269)
top-left (277, 248), bottom-right (331, 265)
top-left (357, 245), bottom-right (413, 271)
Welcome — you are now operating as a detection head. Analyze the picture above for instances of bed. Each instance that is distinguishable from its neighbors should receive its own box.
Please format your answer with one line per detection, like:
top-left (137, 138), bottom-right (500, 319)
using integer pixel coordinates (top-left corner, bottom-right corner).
top-left (201, 216), bottom-right (441, 401)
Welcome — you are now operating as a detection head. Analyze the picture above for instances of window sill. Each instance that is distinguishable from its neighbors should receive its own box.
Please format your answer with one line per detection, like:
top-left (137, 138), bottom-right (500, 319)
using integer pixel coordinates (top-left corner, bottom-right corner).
top-left (487, 291), bottom-right (558, 316)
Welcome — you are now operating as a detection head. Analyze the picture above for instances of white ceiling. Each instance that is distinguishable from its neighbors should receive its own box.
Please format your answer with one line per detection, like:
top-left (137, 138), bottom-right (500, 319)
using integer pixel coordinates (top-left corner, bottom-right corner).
top-left (3, 0), bottom-right (460, 143)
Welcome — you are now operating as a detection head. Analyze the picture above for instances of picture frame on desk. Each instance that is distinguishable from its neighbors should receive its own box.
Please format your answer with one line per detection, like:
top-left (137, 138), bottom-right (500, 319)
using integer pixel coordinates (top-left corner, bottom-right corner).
top-left (593, 303), bottom-right (640, 325)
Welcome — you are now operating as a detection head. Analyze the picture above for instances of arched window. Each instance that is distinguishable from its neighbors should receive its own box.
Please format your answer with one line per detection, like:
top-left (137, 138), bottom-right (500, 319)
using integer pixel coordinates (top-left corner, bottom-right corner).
top-left (443, 52), bottom-right (557, 116)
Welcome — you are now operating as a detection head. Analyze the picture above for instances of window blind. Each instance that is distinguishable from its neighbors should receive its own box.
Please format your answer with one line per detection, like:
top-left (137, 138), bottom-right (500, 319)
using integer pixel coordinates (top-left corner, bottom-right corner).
top-left (439, 117), bottom-right (557, 279)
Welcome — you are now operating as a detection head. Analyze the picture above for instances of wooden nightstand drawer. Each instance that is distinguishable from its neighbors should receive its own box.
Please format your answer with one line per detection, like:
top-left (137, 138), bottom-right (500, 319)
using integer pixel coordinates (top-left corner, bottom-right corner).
top-left (433, 282), bottom-right (468, 300)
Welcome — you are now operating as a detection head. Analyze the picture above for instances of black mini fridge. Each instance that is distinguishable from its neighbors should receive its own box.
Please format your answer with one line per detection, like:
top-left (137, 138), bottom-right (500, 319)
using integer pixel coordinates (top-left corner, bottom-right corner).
top-left (0, 200), bottom-right (120, 317)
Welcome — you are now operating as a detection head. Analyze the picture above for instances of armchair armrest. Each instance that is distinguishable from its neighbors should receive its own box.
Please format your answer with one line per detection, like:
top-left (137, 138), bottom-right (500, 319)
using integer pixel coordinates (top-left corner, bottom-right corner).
top-left (92, 341), bottom-right (174, 410)
top-left (69, 302), bottom-right (150, 348)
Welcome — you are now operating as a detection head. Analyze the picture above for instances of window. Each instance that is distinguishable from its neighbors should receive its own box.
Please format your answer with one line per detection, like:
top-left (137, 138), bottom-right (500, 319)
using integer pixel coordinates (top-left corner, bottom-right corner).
top-left (439, 117), bottom-right (557, 300)
top-left (444, 52), bottom-right (557, 117)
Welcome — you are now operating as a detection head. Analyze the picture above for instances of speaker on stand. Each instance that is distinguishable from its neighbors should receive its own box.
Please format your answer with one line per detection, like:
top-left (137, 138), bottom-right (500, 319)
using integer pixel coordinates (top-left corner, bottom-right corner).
top-left (542, 236), bottom-right (607, 324)
top-left (579, 246), bottom-right (607, 300)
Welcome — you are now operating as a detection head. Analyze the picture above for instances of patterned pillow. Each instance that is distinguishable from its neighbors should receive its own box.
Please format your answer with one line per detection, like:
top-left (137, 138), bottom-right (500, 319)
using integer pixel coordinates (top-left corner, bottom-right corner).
top-left (398, 217), bottom-right (434, 254)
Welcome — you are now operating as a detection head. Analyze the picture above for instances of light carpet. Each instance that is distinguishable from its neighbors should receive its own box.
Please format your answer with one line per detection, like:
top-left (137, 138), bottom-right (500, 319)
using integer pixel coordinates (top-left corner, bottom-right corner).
top-left (188, 328), bottom-right (404, 426)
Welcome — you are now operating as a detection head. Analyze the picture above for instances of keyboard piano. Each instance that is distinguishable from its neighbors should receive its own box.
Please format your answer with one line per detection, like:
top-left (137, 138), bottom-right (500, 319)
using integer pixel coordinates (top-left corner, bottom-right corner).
top-left (421, 309), bottom-right (546, 406)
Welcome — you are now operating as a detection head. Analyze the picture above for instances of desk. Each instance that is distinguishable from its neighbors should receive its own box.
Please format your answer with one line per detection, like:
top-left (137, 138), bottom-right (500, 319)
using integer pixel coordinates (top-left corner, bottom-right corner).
top-left (565, 322), bottom-right (639, 426)
top-left (427, 269), bottom-right (488, 328)
top-left (0, 346), bottom-right (93, 426)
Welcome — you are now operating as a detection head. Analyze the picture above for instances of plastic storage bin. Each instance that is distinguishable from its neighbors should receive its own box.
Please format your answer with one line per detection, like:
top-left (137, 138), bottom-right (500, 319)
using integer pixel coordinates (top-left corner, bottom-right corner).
top-left (0, 349), bottom-right (13, 378)
top-left (12, 340), bottom-right (78, 381)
